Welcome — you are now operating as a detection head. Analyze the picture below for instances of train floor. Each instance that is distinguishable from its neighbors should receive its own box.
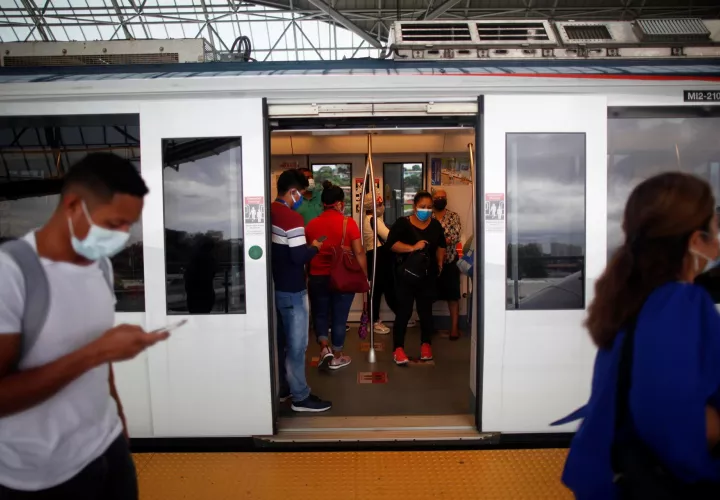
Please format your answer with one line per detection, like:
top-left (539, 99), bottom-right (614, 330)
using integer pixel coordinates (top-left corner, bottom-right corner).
top-left (132, 449), bottom-right (572, 499)
top-left (278, 322), bottom-right (473, 418)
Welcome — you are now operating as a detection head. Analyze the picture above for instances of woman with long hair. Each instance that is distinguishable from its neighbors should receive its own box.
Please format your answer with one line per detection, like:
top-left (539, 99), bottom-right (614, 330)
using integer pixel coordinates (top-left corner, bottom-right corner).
top-left (562, 173), bottom-right (720, 498)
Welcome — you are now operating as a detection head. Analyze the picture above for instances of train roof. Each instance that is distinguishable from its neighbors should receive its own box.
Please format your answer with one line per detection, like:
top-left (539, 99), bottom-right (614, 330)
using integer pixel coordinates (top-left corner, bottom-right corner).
top-left (1, 58), bottom-right (720, 84)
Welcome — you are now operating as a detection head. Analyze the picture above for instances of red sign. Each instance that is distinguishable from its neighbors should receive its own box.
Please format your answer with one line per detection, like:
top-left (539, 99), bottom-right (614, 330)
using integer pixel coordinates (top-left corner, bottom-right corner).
top-left (357, 372), bottom-right (388, 384)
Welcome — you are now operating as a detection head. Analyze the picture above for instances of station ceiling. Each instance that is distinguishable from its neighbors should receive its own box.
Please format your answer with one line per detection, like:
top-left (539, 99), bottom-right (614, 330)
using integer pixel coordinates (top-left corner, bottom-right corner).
top-left (1, 0), bottom-right (719, 61)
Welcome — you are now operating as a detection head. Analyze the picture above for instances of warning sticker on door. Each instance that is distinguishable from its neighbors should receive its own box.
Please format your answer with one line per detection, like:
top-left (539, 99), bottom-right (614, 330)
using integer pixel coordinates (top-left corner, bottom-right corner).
top-left (484, 193), bottom-right (505, 233)
top-left (244, 197), bottom-right (264, 235)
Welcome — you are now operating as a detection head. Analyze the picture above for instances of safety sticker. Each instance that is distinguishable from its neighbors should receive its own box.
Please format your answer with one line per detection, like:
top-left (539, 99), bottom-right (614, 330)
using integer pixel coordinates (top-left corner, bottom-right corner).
top-left (484, 193), bottom-right (505, 233)
top-left (358, 372), bottom-right (388, 384)
top-left (310, 356), bottom-right (319, 367)
top-left (244, 196), bottom-right (265, 235)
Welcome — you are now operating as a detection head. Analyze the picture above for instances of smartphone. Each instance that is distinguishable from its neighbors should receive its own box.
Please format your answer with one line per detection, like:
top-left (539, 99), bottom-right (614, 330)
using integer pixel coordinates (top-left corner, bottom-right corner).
top-left (152, 319), bottom-right (188, 334)
top-left (317, 235), bottom-right (328, 242)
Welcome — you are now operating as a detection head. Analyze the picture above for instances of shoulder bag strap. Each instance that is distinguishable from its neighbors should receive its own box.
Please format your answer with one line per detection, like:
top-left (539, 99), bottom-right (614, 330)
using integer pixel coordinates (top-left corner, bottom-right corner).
top-left (612, 314), bottom-right (639, 473)
top-left (341, 217), bottom-right (349, 248)
top-left (0, 239), bottom-right (50, 362)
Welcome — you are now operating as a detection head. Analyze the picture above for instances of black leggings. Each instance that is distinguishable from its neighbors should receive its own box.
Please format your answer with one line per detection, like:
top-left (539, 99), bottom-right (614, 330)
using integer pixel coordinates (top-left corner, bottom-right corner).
top-left (393, 278), bottom-right (434, 350)
top-left (0, 434), bottom-right (138, 500)
top-left (366, 247), bottom-right (395, 321)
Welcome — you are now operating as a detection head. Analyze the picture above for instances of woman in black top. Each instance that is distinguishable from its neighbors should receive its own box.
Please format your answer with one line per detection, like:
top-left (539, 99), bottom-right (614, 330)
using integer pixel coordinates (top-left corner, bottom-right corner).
top-left (386, 191), bottom-right (446, 365)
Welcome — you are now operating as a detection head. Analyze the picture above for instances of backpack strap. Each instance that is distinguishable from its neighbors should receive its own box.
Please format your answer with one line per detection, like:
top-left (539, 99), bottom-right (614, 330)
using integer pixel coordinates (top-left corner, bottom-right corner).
top-left (98, 257), bottom-right (114, 294)
top-left (0, 239), bottom-right (50, 361)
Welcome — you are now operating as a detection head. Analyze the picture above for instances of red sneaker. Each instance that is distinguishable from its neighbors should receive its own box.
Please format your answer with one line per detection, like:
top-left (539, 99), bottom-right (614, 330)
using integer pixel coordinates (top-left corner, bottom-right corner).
top-left (393, 347), bottom-right (409, 366)
top-left (420, 343), bottom-right (433, 361)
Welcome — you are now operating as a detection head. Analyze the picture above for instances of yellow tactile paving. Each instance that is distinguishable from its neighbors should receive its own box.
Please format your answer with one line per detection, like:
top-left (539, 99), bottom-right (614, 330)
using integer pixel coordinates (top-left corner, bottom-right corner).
top-left (134, 449), bottom-right (572, 499)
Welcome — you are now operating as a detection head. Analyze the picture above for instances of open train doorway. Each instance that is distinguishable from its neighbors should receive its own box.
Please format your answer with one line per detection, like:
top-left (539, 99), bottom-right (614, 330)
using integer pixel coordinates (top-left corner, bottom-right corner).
top-left (263, 102), bottom-right (486, 443)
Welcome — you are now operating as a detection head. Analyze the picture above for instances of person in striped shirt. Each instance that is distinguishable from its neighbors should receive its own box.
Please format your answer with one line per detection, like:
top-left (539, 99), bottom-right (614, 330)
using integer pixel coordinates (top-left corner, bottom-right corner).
top-left (271, 170), bottom-right (331, 413)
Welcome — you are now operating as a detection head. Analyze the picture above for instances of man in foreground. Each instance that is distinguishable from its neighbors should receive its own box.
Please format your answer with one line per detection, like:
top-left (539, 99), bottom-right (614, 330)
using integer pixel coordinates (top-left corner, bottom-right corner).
top-left (0, 153), bottom-right (169, 499)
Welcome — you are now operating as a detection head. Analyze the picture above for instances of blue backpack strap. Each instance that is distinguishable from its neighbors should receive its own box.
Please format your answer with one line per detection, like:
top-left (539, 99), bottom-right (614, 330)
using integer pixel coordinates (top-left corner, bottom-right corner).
top-left (0, 239), bottom-right (50, 361)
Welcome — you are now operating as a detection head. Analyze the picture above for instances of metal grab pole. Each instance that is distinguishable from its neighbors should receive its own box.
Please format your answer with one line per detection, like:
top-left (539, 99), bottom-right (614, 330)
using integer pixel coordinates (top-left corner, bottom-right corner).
top-left (359, 134), bottom-right (378, 364)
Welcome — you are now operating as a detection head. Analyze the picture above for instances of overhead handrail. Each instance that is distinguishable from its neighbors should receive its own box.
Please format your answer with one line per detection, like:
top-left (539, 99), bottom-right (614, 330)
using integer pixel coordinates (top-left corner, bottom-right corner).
top-left (360, 134), bottom-right (378, 364)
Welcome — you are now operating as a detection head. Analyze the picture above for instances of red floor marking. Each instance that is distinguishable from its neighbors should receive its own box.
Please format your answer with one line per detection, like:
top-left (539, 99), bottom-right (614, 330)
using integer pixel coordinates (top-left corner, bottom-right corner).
top-left (359, 342), bottom-right (385, 352)
top-left (357, 372), bottom-right (388, 384)
top-left (310, 357), bottom-right (319, 367)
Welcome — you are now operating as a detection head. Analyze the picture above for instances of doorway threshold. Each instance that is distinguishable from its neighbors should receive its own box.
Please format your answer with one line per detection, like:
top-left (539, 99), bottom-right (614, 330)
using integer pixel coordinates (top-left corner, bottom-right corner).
top-left (256, 414), bottom-right (499, 447)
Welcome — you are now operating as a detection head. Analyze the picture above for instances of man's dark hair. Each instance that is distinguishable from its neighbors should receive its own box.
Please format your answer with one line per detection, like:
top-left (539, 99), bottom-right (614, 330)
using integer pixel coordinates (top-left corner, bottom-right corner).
top-left (277, 169), bottom-right (303, 195)
top-left (321, 185), bottom-right (345, 206)
top-left (295, 169), bottom-right (309, 190)
top-left (61, 152), bottom-right (148, 201)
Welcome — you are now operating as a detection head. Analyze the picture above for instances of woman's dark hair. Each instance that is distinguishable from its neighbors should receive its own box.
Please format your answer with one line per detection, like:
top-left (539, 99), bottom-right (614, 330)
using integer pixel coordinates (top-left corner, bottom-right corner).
top-left (321, 185), bottom-right (345, 206)
top-left (586, 172), bottom-right (715, 349)
top-left (413, 190), bottom-right (432, 205)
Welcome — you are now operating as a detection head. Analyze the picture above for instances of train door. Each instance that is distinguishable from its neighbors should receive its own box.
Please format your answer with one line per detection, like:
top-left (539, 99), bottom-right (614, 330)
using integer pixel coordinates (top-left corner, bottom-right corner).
top-left (480, 95), bottom-right (607, 433)
top-left (139, 98), bottom-right (274, 437)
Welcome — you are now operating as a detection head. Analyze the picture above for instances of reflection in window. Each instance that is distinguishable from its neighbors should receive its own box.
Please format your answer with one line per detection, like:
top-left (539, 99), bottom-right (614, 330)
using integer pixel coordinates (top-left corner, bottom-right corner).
top-left (383, 163), bottom-right (424, 226)
top-left (162, 138), bottom-right (246, 315)
top-left (311, 163), bottom-right (351, 216)
top-left (506, 133), bottom-right (586, 310)
top-left (0, 115), bottom-right (145, 312)
top-left (607, 107), bottom-right (720, 302)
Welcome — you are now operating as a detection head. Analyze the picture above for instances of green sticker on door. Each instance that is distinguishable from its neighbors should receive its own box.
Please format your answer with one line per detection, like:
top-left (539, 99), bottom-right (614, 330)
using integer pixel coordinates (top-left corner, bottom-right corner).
top-left (248, 245), bottom-right (263, 260)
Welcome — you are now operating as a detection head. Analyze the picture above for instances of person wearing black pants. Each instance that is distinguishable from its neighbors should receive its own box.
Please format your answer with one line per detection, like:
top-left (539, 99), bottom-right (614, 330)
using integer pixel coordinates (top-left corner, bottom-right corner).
top-left (385, 191), bottom-right (446, 365)
top-left (363, 191), bottom-right (393, 333)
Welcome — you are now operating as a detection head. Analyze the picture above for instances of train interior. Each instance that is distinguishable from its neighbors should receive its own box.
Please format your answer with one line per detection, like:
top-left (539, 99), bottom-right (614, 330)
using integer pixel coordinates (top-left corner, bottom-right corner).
top-left (268, 117), bottom-right (483, 440)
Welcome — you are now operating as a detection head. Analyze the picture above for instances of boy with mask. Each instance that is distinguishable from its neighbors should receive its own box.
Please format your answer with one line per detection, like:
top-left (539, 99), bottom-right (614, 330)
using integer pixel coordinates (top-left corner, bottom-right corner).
top-left (0, 153), bottom-right (168, 499)
top-left (271, 169), bottom-right (331, 412)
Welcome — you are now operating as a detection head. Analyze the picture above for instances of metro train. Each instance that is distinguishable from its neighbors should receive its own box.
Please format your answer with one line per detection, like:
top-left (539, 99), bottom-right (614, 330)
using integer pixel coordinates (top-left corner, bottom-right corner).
top-left (1, 21), bottom-right (720, 447)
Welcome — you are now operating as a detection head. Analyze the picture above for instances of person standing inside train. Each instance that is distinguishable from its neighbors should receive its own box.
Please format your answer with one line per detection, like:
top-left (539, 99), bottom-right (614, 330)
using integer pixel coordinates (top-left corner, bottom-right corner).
top-left (0, 153), bottom-right (168, 499)
top-left (306, 185), bottom-right (368, 370)
top-left (271, 170), bottom-right (331, 413)
top-left (362, 191), bottom-right (393, 334)
top-left (432, 189), bottom-right (462, 340)
top-left (562, 173), bottom-right (720, 498)
top-left (296, 168), bottom-right (324, 226)
top-left (387, 191), bottom-right (446, 365)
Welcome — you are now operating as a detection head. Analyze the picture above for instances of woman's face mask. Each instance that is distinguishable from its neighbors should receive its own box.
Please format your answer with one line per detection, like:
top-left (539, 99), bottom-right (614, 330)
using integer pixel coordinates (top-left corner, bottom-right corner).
top-left (690, 228), bottom-right (720, 274)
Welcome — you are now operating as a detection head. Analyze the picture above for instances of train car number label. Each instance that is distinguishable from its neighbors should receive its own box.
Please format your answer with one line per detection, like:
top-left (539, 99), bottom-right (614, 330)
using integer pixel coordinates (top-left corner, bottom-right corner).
top-left (684, 90), bottom-right (720, 102)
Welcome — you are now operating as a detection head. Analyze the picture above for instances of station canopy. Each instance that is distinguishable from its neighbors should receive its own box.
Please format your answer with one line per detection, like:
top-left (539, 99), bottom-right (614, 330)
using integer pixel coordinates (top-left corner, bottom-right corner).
top-left (1, 0), bottom-right (719, 62)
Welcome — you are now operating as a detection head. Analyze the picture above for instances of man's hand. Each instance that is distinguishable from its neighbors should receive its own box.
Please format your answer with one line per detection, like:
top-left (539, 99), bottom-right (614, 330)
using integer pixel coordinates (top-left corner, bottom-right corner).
top-left (93, 324), bottom-right (170, 364)
top-left (311, 239), bottom-right (324, 250)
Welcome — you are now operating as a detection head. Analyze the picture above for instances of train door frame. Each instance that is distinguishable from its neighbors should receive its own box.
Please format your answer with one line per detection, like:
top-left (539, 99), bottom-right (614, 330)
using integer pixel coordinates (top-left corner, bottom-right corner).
top-left (265, 101), bottom-right (486, 438)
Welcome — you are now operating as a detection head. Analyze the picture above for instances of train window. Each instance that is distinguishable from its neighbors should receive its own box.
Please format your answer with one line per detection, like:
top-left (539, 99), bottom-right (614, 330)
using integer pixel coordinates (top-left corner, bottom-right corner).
top-left (311, 163), bottom-right (352, 216)
top-left (608, 107), bottom-right (720, 302)
top-left (0, 115), bottom-right (145, 312)
top-left (162, 137), bottom-right (246, 315)
top-left (506, 133), bottom-right (586, 311)
top-left (383, 162), bottom-right (424, 227)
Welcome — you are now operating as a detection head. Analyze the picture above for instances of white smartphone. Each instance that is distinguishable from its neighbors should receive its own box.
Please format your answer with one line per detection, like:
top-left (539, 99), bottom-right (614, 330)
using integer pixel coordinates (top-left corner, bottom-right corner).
top-left (152, 319), bottom-right (188, 334)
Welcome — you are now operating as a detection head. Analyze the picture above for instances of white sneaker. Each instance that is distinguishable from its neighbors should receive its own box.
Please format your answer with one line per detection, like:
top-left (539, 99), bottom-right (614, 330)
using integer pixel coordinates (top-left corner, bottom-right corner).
top-left (374, 322), bottom-right (390, 334)
top-left (318, 346), bottom-right (333, 370)
top-left (329, 354), bottom-right (351, 370)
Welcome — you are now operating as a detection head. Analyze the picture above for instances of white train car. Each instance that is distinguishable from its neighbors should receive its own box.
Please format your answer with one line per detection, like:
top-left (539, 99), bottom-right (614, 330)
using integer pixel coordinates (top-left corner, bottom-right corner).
top-left (1, 35), bottom-right (720, 447)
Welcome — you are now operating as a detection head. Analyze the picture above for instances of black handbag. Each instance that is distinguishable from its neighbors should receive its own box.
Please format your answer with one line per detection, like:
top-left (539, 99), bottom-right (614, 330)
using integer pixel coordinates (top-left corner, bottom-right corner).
top-left (612, 318), bottom-right (720, 499)
top-left (396, 218), bottom-right (430, 285)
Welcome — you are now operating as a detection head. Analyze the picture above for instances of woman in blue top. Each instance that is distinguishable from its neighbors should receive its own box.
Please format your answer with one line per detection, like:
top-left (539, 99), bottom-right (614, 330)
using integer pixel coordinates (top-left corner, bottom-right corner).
top-left (562, 173), bottom-right (720, 498)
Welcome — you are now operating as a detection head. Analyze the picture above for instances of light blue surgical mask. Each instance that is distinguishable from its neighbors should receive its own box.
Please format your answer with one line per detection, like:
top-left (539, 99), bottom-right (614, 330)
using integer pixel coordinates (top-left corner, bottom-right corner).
top-left (68, 201), bottom-right (130, 261)
top-left (290, 191), bottom-right (303, 211)
top-left (416, 208), bottom-right (432, 222)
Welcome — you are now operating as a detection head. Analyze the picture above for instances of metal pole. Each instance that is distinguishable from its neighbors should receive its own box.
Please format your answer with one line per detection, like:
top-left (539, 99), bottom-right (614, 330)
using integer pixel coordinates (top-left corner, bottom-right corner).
top-left (368, 135), bottom-right (378, 364)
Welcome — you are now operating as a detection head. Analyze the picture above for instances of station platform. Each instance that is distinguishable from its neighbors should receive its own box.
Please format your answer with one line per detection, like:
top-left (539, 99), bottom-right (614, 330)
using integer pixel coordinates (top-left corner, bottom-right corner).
top-left (133, 449), bottom-right (571, 499)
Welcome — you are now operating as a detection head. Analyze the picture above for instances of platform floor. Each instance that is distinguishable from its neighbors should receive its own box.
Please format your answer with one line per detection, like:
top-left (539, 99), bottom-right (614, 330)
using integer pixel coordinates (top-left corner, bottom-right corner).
top-left (133, 449), bottom-right (572, 499)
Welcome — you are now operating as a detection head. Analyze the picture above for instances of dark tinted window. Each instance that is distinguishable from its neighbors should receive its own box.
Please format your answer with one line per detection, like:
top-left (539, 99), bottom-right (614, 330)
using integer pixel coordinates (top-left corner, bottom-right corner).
top-left (0, 115), bottom-right (144, 312)
top-left (383, 162), bottom-right (423, 226)
top-left (506, 133), bottom-right (586, 310)
top-left (162, 137), bottom-right (246, 315)
top-left (607, 107), bottom-right (720, 302)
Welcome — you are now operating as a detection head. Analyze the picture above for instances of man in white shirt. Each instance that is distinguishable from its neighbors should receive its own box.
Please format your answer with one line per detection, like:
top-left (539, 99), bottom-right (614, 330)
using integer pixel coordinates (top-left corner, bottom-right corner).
top-left (0, 153), bottom-right (169, 499)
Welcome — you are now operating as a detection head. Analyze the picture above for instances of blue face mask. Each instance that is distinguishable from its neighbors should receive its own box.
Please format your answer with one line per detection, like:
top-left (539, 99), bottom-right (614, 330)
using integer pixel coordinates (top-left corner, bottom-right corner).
top-left (416, 208), bottom-right (432, 222)
top-left (291, 191), bottom-right (303, 211)
top-left (68, 201), bottom-right (130, 261)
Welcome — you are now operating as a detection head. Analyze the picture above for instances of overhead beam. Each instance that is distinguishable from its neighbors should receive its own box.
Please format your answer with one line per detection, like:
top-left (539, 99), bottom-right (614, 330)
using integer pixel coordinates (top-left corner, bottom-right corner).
top-left (304, 0), bottom-right (382, 49)
top-left (422, 0), bottom-right (464, 20)
top-left (110, 0), bottom-right (133, 39)
top-left (19, 0), bottom-right (53, 41)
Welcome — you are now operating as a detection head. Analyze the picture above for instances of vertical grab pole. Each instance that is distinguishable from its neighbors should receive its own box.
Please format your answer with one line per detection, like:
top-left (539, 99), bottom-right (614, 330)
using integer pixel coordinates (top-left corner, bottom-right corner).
top-left (367, 135), bottom-right (378, 363)
top-left (359, 142), bottom-right (372, 361)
